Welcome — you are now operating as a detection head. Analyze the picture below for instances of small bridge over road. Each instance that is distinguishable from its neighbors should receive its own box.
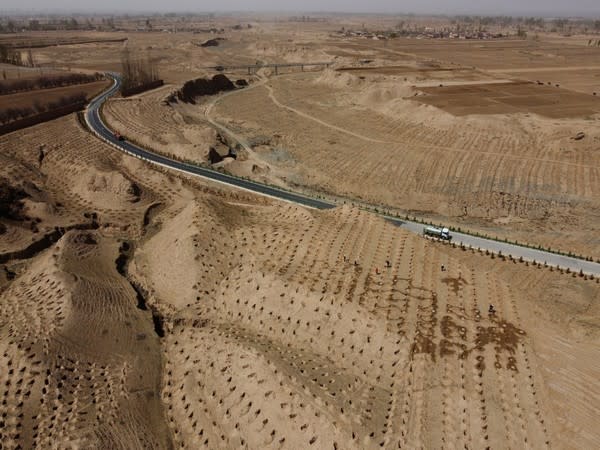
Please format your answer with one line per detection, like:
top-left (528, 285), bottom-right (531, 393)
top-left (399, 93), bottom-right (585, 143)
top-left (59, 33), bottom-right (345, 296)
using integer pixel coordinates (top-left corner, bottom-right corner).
top-left (205, 62), bottom-right (333, 75)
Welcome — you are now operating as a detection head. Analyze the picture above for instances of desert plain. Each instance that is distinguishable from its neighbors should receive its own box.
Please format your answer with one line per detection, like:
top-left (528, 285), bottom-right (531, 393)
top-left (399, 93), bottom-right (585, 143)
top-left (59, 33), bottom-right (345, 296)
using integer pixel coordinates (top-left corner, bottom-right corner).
top-left (0, 13), bottom-right (599, 449)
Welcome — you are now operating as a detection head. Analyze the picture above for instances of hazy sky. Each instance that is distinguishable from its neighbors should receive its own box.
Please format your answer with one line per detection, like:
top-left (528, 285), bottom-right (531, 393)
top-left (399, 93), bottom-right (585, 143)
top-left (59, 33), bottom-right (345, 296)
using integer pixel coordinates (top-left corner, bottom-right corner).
top-left (2, 0), bottom-right (600, 17)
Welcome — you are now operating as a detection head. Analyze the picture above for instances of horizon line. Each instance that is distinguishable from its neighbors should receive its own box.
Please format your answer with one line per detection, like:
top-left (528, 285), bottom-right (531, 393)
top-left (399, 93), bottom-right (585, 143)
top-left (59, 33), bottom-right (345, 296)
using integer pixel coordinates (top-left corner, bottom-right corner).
top-left (0, 9), bottom-right (599, 20)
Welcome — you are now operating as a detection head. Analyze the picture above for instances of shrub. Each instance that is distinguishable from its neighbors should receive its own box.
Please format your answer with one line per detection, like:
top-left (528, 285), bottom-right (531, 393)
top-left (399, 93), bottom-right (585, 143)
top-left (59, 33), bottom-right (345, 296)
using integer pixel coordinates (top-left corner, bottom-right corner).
top-left (176, 74), bottom-right (235, 103)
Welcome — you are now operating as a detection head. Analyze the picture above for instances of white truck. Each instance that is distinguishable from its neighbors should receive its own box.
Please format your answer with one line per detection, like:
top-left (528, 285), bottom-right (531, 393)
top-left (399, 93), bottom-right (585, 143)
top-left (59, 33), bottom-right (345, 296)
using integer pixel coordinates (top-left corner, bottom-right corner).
top-left (423, 226), bottom-right (452, 241)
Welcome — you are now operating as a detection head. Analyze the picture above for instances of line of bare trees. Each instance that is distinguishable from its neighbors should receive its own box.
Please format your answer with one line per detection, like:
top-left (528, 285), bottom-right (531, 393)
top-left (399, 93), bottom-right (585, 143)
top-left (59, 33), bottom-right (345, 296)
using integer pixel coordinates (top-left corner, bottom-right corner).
top-left (0, 44), bottom-right (23, 66)
top-left (120, 48), bottom-right (160, 95)
top-left (0, 92), bottom-right (86, 125)
top-left (0, 72), bottom-right (103, 95)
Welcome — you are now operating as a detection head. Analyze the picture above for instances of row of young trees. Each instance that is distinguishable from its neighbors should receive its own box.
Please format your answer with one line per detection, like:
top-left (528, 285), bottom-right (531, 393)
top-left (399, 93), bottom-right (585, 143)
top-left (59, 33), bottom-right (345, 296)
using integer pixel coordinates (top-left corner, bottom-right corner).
top-left (120, 48), bottom-right (160, 94)
top-left (0, 92), bottom-right (86, 125)
top-left (0, 18), bottom-right (99, 32)
top-left (0, 72), bottom-right (103, 95)
top-left (0, 44), bottom-right (23, 66)
top-left (0, 45), bottom-right (36, 67)
top-left (451, 16), bottom-right (600, 32)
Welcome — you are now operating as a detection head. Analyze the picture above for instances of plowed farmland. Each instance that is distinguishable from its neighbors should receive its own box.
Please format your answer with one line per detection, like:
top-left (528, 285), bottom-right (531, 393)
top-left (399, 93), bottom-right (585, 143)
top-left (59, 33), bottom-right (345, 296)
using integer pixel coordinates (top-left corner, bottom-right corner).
top-left (416, 81), bottom-right (600, 117)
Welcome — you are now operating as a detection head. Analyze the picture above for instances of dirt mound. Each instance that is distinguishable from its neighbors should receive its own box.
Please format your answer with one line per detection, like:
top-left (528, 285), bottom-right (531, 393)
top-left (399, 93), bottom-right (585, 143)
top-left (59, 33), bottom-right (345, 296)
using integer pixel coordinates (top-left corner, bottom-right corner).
top-left (83, 170), bottom-right (140, 203)
top-left (200, 38), bottom-right (223, 47)
top-left (174, 74), bottom-right (235, 104)
top-left (314, 68), bottom-right (362, 89)
top-left (355, 83), bottom-right (414, 108)
top-left (103, 86), bottom-right (217, 165)
top-left (207, 147), bottom-right (224, 164)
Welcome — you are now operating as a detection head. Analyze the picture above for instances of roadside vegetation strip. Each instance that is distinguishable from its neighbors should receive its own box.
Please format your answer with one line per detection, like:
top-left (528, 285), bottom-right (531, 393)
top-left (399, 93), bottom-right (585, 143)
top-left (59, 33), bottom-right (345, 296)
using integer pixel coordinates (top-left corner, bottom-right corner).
top-left (7, 37), bottom-right (128, 49)
top-left (89, 73), bottom-right (599, 271)
top-left (0, 101), bottom-right (86, 135)
top-left (0, 72), bottom-right (104, 95)
top-left (0, 79), bottom-right (110, 133)
top-left (330, 196), bottom-right (600, 266)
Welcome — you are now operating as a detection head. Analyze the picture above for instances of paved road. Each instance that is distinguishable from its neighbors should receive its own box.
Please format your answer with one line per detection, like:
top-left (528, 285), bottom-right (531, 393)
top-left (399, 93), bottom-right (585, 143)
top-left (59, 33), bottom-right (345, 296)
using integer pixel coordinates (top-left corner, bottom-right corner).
top-left (85, 75), bottom-right (334, 210)
top-left (387, 218), bottom-right (600, 276)
top-left (85, 74), bottom-right (600, 276)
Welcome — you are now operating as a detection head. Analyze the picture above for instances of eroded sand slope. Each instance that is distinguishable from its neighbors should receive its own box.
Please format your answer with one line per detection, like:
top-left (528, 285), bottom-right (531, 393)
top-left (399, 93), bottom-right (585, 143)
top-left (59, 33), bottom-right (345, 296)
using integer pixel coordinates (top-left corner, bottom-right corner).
top-left (0, 116), bottom-right (173, 448)
top-left (1, 114), bottom-right (598, 449)
top-left (135, 199), bottom-right (599, 449)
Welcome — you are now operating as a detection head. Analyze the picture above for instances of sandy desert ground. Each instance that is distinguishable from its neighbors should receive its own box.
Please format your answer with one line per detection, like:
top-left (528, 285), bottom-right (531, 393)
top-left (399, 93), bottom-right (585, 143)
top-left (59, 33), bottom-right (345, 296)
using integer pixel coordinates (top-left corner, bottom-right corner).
top-left (0, 113), bottom-right (598, 449)
top-left (1, 15), bottom-right (599, 450)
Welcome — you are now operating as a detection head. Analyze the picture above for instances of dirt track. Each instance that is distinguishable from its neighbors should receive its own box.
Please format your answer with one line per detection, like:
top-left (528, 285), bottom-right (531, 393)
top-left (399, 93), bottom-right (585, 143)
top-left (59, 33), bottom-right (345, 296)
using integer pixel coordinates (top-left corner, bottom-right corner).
top-left (263, 80), bottom-right (390, 144)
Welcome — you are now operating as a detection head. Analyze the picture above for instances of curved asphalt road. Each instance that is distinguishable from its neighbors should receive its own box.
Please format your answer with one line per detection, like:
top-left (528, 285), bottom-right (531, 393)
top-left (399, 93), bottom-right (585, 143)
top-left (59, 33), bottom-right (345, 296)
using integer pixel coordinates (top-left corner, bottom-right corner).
top-left (85, 74), bottom-right (335, 210)
top-left (85, 74), bottom-right (600, 276)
